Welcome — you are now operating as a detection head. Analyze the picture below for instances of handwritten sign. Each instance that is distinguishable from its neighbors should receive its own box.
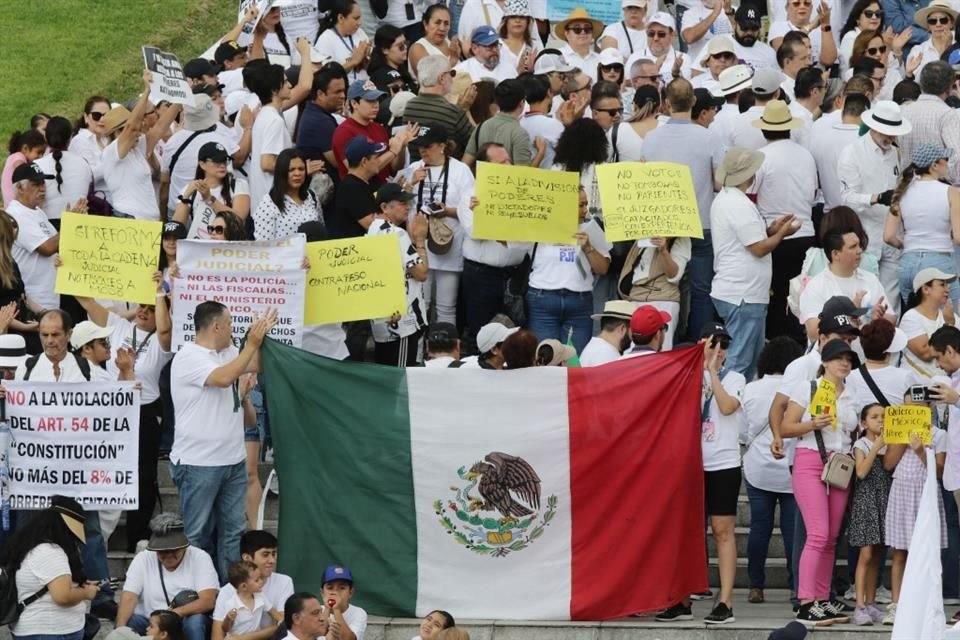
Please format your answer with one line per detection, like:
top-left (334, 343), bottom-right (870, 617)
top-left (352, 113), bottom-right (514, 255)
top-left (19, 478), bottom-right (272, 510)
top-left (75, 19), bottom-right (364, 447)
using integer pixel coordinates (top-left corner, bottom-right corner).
top-left (473, 162), bottom-right (580, 244)
top-left (143, 47), bottom-right (195, 107)
top-left (5, 382), bottom-right (141, 510)
top-left (55, 212), bottom-right (161, 305)
top-left (172, 237), bottom-right (306, 348)
top-left (884, 405), bottom-right (933, 445)
top-left (808, 378), bottom-right (837, 429)
top-left (596, 162), bottom-right (704, 241)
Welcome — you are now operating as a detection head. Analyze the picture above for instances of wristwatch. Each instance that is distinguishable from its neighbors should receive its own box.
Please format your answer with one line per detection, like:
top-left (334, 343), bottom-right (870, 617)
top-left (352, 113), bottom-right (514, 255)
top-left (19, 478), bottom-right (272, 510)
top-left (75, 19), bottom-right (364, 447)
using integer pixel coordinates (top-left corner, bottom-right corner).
top-left (177, 194), bottom-right (191, 204)
top-left (822, 25), bottom-right (832, 31)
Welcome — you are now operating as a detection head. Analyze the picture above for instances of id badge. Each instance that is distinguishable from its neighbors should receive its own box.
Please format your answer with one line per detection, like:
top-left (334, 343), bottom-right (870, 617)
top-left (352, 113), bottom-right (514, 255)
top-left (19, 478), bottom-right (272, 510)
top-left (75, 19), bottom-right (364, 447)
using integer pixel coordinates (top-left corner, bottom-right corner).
top-left (702, 419), bottom-right (716, 442)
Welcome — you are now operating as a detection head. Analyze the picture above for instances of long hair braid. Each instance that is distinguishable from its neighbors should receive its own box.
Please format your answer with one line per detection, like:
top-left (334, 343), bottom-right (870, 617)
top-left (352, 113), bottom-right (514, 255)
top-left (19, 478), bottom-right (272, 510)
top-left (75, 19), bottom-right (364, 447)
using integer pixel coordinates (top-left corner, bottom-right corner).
top-left (53, 149), bottom-right (64, 194)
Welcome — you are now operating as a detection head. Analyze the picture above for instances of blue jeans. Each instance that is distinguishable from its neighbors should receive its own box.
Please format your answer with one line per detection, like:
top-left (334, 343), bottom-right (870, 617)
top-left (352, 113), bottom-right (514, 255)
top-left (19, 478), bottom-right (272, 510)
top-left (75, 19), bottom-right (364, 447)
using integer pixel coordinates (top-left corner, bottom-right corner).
top-left (746, 481), bottom-right (796, 589)
top-left (525, 287), bottom-right (593, 354)
top-left (129, 613), bottom-right (209, 640)
top-left (81, 510), bottom-right (114, 606)
top-left (944, 484), bottom-right (960, 598)
top-left (687, 233), bottom-right (715, 341)
top-left (13, 632), bottom-right (83, 640)
top-left (170, 461), bottom-right (247, 580)
top-left (900, 250), bottom-right (959, 308)
top-left (711, 298), bottom-right (767, 381)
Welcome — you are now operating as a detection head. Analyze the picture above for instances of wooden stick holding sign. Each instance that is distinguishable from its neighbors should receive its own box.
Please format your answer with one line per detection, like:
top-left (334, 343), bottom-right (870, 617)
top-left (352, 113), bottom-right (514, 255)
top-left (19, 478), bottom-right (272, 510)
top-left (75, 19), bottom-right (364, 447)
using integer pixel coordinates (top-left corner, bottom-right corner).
top-left (143, 46), bottom-right (195, 107)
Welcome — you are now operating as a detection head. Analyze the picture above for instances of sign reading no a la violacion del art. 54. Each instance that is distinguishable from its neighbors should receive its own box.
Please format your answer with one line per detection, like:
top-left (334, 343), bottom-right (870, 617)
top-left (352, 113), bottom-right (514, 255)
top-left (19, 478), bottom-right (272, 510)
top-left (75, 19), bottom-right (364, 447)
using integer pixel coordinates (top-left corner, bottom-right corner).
top-left (3, 382), bottom-right (141, 510)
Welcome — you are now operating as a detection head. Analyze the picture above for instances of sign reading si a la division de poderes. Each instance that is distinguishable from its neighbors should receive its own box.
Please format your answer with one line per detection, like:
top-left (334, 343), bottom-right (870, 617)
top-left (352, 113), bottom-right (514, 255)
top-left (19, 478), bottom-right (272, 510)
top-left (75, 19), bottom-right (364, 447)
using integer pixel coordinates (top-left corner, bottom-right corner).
top-left (596, 162), bottom-right (704, 241)
top-left (473, 162), bottom-right (580, 244)
top-left (55, 212), bottom-right (161, 305)
top-left (172, 237), bottom-right (306, 349)
top-left (304, 235), bottom-right (408, 325)
top-left (5, 382), bottom-right (141, 510)
top-left (143, 46), bottom-right (195, 107)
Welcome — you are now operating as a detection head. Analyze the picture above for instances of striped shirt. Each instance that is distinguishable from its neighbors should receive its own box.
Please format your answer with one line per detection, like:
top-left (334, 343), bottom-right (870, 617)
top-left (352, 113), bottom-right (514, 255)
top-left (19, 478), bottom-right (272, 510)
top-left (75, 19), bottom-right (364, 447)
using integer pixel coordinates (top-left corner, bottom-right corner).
top-left (403, 94), bottom-right (474, 160)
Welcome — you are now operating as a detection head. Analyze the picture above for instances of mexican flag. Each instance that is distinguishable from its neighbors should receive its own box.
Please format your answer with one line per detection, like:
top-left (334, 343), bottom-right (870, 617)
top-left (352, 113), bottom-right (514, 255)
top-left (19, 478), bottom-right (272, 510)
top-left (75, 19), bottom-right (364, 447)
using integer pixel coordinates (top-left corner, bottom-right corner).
top-left (262, 340), bottom-right (707, 621)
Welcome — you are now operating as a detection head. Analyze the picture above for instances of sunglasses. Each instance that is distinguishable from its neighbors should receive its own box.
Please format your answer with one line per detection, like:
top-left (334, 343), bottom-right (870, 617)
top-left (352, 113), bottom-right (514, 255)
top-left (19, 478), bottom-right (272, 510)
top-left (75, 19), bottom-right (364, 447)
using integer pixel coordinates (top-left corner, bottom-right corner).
top-left (789, 1), bottom-right (813, 6)
top-left (646, 30), bottom-right (669, 38)
top-left (93, 338), bottom-right (110, 348)
top-left (600, 63), bottom-right (624, 71)
top-left (712, 52), bottom-right (737, 60)
top-left (632, 74), bottom-right (661, 81)
top-left (89, 111), bottom-right (107, 121)
top-left (712, 338), bottom-right (732, 350)
top-left (928, 15), bottom-right (952, 24)
top-left (207, 225), bottom-right (226, 234)
top-left (863, 9), bottom-right (883, 17)
top-left (567, 25), bottom-right (594, 34)
top-left (866, 45), bottom-right (887, 55)
top-left (595, 107), bottom-right (624, 116)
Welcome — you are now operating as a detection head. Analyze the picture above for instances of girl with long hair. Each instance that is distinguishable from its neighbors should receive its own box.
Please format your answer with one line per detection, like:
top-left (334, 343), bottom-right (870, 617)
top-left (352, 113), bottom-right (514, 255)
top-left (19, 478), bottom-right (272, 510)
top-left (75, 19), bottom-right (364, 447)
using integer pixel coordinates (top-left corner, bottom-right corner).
top-left (2, 128), bottom-right (46, 205)
top-left (368, 24), bottom-right (417, 93)
top-left (314, 0), bottom-right (372, 83)
top-left (408, 4), bottom-right (461, 80)
top-left (253, 149), bottom-right (321, 240)
top-left (34, 117), bottom-right (92, 229)
top-left (172, 141), bottom-right (250, 239)
top-left (899, 270), bottom-right (957, 378)
top-left (499, 0), bottom-right (539, 75)
top-left (0, 211), bottom-right (41, 352)
top-left (609, 85), bottom-right (659, 162)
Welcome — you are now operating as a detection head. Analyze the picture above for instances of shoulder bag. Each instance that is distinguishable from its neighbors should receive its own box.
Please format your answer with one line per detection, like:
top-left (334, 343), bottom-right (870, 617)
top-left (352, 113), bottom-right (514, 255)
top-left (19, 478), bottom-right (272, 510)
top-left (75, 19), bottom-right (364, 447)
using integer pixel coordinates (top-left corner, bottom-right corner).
top-left (810, 380), bottom-right (855, 489)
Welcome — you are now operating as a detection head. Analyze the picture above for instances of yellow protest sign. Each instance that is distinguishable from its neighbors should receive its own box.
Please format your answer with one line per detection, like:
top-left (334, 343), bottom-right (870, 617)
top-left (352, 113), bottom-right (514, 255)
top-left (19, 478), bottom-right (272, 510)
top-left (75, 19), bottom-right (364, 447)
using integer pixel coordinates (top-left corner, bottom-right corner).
top-left (596, 162), bottom-right (704, 241)
top-left (808, 379), bottom-right (838, 429)
top-left (473, 162), bottom-right (580, 244)
top-left (884, 405), bottom-right (933, 445)
top-left (55, 212), bottom-right (161, 305)
top-left (304, 234), bottom-right (407, 325)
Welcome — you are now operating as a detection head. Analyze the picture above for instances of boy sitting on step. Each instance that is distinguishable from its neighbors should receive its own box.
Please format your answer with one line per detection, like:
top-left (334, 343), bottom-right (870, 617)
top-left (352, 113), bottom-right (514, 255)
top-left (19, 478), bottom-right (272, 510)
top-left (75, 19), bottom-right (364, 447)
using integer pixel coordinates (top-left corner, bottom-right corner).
top-left (240, 530), bottom-right (295, 619)
top-left (213, 560), bottom-right (282, 640)
top-left (320, 565), bottom-right (367, 640)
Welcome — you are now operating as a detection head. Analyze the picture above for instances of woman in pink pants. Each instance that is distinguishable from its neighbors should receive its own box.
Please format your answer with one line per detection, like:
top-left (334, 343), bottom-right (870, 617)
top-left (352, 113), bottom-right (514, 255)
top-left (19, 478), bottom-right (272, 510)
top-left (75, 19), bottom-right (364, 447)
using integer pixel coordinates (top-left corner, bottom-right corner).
top-left (782, 338), bottom-right (860, 628)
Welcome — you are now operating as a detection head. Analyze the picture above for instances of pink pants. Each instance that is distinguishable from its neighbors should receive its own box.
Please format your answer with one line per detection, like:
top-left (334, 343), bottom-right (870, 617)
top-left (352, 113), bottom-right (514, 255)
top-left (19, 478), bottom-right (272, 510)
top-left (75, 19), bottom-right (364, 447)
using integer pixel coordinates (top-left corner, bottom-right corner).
top-left (792, 447), bottom-right (850, 600)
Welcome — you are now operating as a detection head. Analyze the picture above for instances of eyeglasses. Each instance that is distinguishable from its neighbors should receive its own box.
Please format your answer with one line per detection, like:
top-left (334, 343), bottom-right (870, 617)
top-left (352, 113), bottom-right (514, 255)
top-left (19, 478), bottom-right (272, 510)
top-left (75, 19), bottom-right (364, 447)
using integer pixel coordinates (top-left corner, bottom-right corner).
top-left (928, 15), bottom-right (952, 25)
top-left (93, 338), bottom-right (110, 348)
top-left (646, 30), bottom-right (669, 38)
top-left (567, 25), bottom-right (594, 34)
top-left (207, 225), bottom-right (226, 235)
top-left (89, 111), bottom-right (107, 121)
top-left (479, 41), bottom-right (501, 48)
top-left (863, 9), bottom-right (883, 18)
top-left (595, 107), bottom-right (624, 116)
top-left (866, 45), bottom-right (887, 55)
top-left (574, 82), bottom-right (593, 92)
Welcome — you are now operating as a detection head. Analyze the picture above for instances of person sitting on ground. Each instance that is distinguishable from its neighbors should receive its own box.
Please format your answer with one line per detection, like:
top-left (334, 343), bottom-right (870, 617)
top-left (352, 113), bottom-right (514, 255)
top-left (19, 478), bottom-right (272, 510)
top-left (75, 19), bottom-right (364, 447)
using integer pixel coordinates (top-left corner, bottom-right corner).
top-left (239, 530), bottom-right (294, 619)
top-left (581, 300), bottom-right (634, 366)
top-left (146, 609), bottom-right (185, 640)
top-left (460, 321), bottom-right (517, 369)
top-left (620, 305), bottom-right (671, 359)
top-left (321, 565), bottom-right (367, 640)
top-left (535, 338), bottom-right (577, 366)
top-left (501, 328), bottom-right (538, 369)
top-left (212, 560), bottom-right (281, 640)
top-left (424, 322), bottom-right (462, 367)
top-left (283, 593), bottom-right (328, 640)
top-left (412, 610), bottom-right (456, 640)
top-left (116, 514), bottom-right (219, 640)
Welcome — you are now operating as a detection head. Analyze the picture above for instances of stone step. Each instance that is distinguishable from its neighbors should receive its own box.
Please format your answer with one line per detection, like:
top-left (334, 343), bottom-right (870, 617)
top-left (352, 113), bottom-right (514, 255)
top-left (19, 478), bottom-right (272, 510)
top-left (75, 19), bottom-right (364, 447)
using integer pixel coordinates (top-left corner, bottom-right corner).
top-left (706, 526), bottom-right (786, 558)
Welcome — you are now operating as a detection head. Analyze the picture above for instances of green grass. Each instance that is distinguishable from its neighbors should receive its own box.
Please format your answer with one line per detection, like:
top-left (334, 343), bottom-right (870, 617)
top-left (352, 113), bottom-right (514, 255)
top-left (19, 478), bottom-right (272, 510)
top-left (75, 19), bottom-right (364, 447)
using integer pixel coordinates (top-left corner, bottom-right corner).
top-left (1, 0), bottom-right (233, 144)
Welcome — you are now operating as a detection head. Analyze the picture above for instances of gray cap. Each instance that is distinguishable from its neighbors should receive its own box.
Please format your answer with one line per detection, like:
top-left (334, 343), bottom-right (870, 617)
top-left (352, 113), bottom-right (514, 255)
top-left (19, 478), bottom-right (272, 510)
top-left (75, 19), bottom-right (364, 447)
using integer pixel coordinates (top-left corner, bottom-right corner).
top-left (751, 68), bottom-right (783, 95)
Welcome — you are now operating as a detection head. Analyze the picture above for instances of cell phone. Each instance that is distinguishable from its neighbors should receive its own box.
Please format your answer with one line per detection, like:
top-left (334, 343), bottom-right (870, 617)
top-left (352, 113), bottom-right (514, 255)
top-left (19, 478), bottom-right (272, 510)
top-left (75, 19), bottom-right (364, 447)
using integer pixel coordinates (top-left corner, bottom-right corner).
top-left (910, 384), bottom-right (934, 402)
top-left (405, 1), bottom-right (415, 20)
top-left (422, 202), bottom-right (444, 216)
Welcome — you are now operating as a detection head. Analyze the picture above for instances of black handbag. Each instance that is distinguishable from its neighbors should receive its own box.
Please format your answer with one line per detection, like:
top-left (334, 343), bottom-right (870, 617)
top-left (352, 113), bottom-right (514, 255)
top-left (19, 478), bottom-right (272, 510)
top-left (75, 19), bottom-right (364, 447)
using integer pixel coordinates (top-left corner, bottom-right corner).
top-left (502, 244), bottom-right (538, 327)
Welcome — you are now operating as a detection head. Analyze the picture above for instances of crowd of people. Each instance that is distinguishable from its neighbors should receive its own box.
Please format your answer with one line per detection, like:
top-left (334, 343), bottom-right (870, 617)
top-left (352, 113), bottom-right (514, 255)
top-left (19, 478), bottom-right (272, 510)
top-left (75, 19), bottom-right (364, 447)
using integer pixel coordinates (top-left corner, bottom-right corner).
top-left (7, 0), bottom-right (960, 636)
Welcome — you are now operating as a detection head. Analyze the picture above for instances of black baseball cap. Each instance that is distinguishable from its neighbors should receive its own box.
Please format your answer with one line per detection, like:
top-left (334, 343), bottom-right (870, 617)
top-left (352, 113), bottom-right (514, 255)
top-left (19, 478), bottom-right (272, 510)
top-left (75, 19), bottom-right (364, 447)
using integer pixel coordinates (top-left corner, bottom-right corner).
top-left (193, 83), bottom-right (224, 97)
top-left (735, 3), bottom-right (762, 28)
top-left (820, 338), bottom-right (860, 367)
top-left (428, 322), bottom-right (459, 345)
top-left (198, 141), bottom-right (230, 163)
top-left (699, 321), bottom-right (732, 340)
top-left (214, 40), bottom-right (247, 65)
top-left (162, 221), bottom-right (188, 240)
top-left (12, 163), bottom-right (53, 183)
top-left (298, 220), bottom-right (328, 243)
top-left (184, 58), bottom-right (220, 79)
top-left (821, 295), bottom-right (868, 318)
top-left (375, 182), bottom-right (415, 205)
top-left (818, 312), bottom-right (860, 336)
top-left (414, 125), bottom-right (449, 148)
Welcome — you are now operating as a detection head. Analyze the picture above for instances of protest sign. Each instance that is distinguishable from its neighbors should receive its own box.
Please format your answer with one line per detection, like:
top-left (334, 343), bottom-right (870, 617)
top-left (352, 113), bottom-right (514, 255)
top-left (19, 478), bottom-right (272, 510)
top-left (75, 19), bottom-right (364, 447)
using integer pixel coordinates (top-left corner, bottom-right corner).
top-left (884, 405), bottom-right (933, 445)
top-left (304, 235), bottom-right (408, 325)
top-left (547, 0), bottom-right (621, 26)
top-left (55, 212), bottom-right (161, 305)
top-left (5, 382), bottom-right (140, 510)
top-left (143, 47), bottom-right (195, 107)
top-left (596, 162), bottom-right (704, 241)
top-left (808, 378), bottom-right (837, 428)
top-left (239, 0), bottom-right (289, 35)
top-left (172, 237), bottom-right (306, 348)
top-left (473, 162), bottom-right (580, 244)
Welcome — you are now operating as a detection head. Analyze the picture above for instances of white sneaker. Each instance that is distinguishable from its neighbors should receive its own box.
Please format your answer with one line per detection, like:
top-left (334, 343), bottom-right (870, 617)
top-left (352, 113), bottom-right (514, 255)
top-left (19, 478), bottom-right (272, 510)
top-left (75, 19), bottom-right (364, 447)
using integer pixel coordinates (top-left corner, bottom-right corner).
top-left (882, 602), bottom-right (897, 625)
top-left (876, 587), bottom-right (893, 604)
top-left (843, 585), bottom-right (856, 601)
top-left (944, 596), bottom-right (960, 605)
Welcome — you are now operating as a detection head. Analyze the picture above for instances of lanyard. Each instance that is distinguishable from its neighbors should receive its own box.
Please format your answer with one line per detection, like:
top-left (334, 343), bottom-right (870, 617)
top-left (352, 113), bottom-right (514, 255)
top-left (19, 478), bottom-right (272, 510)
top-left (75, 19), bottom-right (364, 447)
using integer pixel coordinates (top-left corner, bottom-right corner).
top-left (417, 156), bottom-right (450, 207)
top-left (621, 22), bottom-right (634, 54)
top-left (132, 326), bottom-right (155, 358)
top-left (336, 32), bottom-right (362, 80)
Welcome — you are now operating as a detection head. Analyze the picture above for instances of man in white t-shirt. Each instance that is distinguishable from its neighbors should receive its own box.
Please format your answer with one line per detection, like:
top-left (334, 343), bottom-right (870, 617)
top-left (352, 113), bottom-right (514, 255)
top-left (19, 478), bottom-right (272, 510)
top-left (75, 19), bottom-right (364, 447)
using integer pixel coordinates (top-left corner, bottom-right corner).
top-left (424, 323), bottom-right (462, 368)
top-left (731, 5), bottom-right (777, 71)
top-left (582, 300), bottom-right (633, 366)
top-left (71, 321), bottom-right (131, 383)
top-left (620, 305), bottom-right (671, 359)
top-left (116, 514), bottom-right (219, 640)
top-left (6, 163), bottom-right (60, 311)
top-left (170, 302), bottom-right (278, 579)
top-left (455, 26), bottom-right (518, 85)
top-left (599, 0), bottom-right (649, 59)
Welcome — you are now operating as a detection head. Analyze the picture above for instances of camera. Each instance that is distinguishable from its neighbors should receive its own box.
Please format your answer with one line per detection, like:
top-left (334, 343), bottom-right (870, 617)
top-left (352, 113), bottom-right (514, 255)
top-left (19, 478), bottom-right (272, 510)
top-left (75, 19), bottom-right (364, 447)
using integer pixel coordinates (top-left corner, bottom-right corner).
top-left (909, 384), bottom-right (934, 402)
top-left (421, 202), bottom-right (444, 217)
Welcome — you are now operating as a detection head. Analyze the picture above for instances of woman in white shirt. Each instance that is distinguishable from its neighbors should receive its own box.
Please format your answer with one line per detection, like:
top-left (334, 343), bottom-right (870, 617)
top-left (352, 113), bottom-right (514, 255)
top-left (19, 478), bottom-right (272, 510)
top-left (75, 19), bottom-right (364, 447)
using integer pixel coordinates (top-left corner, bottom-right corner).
top-left (172, 141), bottom-right (251, 239)
top-left (899, 268), bottom-right (957, 378)
top-left (742, 336), bottom-right (804, 605)
top-left (782, 339), bottom-right (860, 626)
top-left (838, 0), bottom-right (898, 77)
top-left (498, 0), bottom-right (540, 75)
top-left (253, 149), bottom-right (322, 240)
top-left (884, 143), bottom-right (960, 308)
top-left (909, 1), bottom-right (956, 75)
top-left (609, 85), bottom-right (659, 163)
top-left (314, 0), bottom-right (372, 83)
top-left (36, 117), bottom-right (92, 229)
top-left (408, 4), bottom-right (461, 80)
top-left (6, 496), bottom-right (97, 640)
top-left (525, 187), bottom-right (610, 354)
top-left (68, 95), bottom-right (111, 197)
top-left (404, 126), bottom-right (475, 325)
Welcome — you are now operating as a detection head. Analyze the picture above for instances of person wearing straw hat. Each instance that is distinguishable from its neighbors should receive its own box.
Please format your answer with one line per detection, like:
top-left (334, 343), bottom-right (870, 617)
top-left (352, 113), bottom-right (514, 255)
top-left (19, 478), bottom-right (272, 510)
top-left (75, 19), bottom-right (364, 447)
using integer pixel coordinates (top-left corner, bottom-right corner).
top-left (600, 0), bottom-right (651, 60)
top-left (679, 0), bottom-right (735, 78)
top-left (711, 145), bottom-right (800, 379)
top-left (883, 143), bottom-right (960, 307)
top-left (4, 495), bottom-right (98, 640)
top-left (554, 8), bottom-right (605, 82)
top-left (692, 36), bottom-right (738, 92)
top-left (837, 99), bottom-right (913, 316)
top-left (909, 0), bottom-right (957, 76)
top-left (581, 300), bottom-right (635, 366)
top-left (751, 98), bottom-right (818, 341)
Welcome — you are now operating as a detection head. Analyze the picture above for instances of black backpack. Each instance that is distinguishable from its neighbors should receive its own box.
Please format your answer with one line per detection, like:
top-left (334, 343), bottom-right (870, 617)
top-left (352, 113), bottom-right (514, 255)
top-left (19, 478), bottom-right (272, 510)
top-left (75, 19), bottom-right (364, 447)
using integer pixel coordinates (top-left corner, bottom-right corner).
top-left (0, 564), bottom-right (48, 626)
top-left (22, 352), bottom-right (91, 381)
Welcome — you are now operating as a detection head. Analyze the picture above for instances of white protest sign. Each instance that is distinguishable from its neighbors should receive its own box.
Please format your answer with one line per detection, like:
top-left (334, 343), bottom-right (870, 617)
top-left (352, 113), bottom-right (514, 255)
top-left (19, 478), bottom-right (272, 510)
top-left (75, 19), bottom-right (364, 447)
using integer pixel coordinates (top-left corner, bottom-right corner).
top-left (172, 236), bottom-right (306, 349)
top-left (143, 47), bottom-right (196, 107)
top-left (239, 0), bottom-right (292, 34)
top-left (5, 382), bottom-right (141, 510)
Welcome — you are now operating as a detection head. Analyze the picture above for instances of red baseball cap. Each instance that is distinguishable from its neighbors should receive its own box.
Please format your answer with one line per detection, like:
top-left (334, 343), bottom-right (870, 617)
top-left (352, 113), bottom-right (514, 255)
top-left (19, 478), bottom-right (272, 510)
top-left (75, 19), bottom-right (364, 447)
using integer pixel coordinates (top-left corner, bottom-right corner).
top-left (630, 305), bottom-right (672, 337)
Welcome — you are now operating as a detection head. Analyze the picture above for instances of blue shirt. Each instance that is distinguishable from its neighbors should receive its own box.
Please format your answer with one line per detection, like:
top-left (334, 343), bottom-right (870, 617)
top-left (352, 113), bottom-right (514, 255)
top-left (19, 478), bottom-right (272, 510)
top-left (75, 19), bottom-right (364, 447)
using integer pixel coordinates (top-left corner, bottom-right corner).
top-left (296, 102), bottom-right (339, 184)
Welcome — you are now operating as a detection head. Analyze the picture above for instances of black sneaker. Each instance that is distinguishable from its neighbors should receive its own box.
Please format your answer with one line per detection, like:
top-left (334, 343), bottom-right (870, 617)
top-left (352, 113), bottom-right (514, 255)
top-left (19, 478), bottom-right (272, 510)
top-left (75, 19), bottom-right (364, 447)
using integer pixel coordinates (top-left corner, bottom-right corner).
top-left (704, 602), bottom-right (735, 625)
top-left (822, 599), bottom-right (853, 622)
top-left (655, 602), bottom-right (694, 622)
top-left (689, 590), bottom-right (713, 600)
top-left (796, 601), bottom-right (837, 628)
top-left (91, 599), bottom-right (118, 620)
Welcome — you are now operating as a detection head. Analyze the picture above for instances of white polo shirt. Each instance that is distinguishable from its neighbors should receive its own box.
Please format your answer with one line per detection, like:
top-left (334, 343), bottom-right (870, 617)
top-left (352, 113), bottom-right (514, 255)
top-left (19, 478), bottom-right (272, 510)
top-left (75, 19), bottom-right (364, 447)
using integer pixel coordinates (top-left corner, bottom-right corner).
top-left (752, 139), bottom-right (817, 238)
top-left (709, 187), bottom-right (771, 305)
top-left (808, 121), bottom-right (860, 209)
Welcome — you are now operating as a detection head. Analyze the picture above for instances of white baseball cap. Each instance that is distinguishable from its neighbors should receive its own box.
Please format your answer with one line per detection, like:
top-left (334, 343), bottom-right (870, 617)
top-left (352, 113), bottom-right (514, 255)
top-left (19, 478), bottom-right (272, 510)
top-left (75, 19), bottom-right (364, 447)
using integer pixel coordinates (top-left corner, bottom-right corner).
top-left (647, 11), bottom-right (675, 29)
top-left (534, 53), bottom-right (575, 75)
top-left (70, 321), bottom-right (113, 350)
top-left (476, 323), bottom-right (519, 353)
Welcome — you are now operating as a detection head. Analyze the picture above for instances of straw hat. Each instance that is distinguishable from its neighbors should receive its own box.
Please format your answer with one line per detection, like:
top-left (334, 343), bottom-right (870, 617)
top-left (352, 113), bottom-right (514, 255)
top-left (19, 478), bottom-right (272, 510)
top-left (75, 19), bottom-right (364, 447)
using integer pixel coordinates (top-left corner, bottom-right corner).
top-left (553, 8), bottom-right (604, 41)
top-left (861, 100), bottom-right (912, 136)
top-left (717, 146), bottom-right (765, 187)
top-left (591, 300), bottom-right (636, 321)
top-left (102, 106), bottom-right (131, 135)
top-left (915, 0), bottom-right (958, 27)
top-left (751, 100), bottom-right (803, 131)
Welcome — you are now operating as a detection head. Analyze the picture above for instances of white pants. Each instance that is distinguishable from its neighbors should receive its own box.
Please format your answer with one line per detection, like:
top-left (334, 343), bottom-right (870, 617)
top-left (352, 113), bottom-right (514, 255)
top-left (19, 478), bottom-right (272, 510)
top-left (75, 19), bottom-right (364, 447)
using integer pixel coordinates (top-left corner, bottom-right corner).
top-left (425, 269), bottom-right (460, 325)
top-left (879, 244), bottom-right (901, 318)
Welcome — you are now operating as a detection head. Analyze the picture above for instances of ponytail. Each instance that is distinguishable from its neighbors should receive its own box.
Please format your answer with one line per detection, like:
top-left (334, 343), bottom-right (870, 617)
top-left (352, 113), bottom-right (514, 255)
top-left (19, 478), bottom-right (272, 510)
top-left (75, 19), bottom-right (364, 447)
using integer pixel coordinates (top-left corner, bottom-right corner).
top-left (7, 131), bottom-right (23, 155)
top-left (274, 23), bottom-right (292, 56)
top-left (53, 150), bottom-right (64, 194)
top-left (889, 163), bottom-right (917, 217)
